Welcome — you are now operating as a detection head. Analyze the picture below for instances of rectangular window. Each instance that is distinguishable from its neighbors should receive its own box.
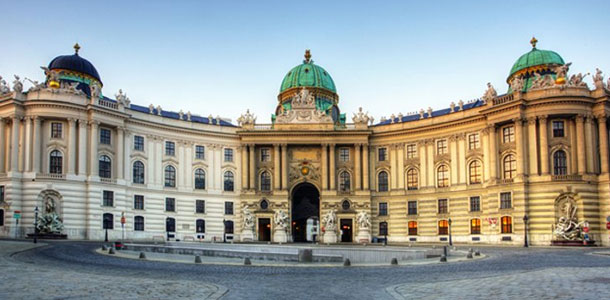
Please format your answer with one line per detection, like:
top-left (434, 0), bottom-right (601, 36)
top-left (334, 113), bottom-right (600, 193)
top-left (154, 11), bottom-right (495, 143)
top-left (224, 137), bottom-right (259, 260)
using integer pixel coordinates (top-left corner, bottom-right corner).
top-left (102, 190), bottom-right (114, 207)
top-left (378, 147), bottom-right (387, 161)
top-left (261, 148), bottom-right (270, 162)
top-left (100, 128), bottom-right (111, 145)
top-left (134, 135), bottom-right (144, 151)
top-left (225, 202), bottom-right (234, 215)
top-left (379, 222), bottom-right (388, 236)
top-left (552, 121), bottom-right (565, 137)
top-left (379, 202), bottom-right (388, 216)
top-left (438, 199), bottom-right (448, 214)
top-left (501, 216), bottom-right (512, 233)
top-left (134, 216), bottom-right (144, 231)
top-left (437, 140), bottom-right (448, 155)
top-left (438, 220), bottom-right (448, 235)
top-left (500, 192), bottom-right (512, 209)
top-left (502, 126), bottom-right (515, 143)
top-left (406, 144), bottom-right (417, 159)
top-left (1, 186), bottom-right (5, 203)
top-left (471, 219), bottom-right (481, 234)
top-left (468, 134), bottom-right (480, 150)
top-left (51, 122), bottom-right (62, 139)
top-left (165, 197), bottom-right (175, 212)
top-left (195, 145), bottom-right (205, 159)
top-left (469, 196), bottom-right (481, 212)
top-left (339, 148), bottom-right (350, 162)
top-left (224, 148), bottom-right (233, 162)
top-left (134, 195), bottom-right (144, 210)
top-left (408, 221), bottom-right (417, 235)
top-left (196, 200), bottom-right (205, 214)
top-left (165, 141), bottom-right (175, 156)
top-left (407, 201), bottom-right (417, 215)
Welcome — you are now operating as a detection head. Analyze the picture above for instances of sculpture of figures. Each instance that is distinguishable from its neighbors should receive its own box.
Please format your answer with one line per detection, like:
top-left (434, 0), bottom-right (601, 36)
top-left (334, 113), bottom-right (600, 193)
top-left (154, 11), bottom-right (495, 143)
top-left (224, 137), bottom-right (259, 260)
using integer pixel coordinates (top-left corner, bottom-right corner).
top-left (237, 109), bottom-right (256, 126)
top-left (148, 104), bottom-right (155, 114)
top-left (242, 206), bottom-right (255, 230)
top-left (36, 196), bottom-right (64, 234)
top-left (553, 196), bottom-right (586, 241)
top-left (397, 112), bottom-right (403, 120)
top-left (115, 89), bottom-right (130, 107)
top-left (178, 110), bottom-right (184, 120)
top-left (482, 82), bottom-right (497, 102)
top-left (274, 209), bottom-right (289, 231)
top-left (156, 105), bottom-right (162, 116)
top-left (592, 68), bottom-right (605, 90)
top-left (89, 83), bottom-right (101, 99)
top-left (607, 77), bottom-right (610, 90)
top-left (322, 209), bottom-right (337, 231)
top-left (553, 62), bottom-right (571, 80)
top-left (292, 87), bottom-right (315, 108)
top-left (352, 107), bottom-right (372, 125)
top-left (510, 76), bottom-right (525, 92)
top-left (40, 66), bottom-right (60, 85)
top-left (568, 72), bottom-right (589, 88)
top-left (12, 75), bottom-right (23, 93)
top-left (216, 116), bottom-right (221, 125)
top-left (0, 76), bottom-right (10, 94)
top-left (356, 211), bottom-right (371, 230)
top-left (25, 78), bottom-right (45, 92)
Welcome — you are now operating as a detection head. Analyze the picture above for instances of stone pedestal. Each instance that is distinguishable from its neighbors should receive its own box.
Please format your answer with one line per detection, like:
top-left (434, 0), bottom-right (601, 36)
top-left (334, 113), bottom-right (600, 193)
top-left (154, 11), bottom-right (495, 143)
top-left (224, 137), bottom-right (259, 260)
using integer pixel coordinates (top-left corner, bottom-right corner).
top-left (273, 229), bottom-right (288, 243)
top-left (356, 229), bottom-right (371, 243)
top-left (323, 231), bottom-right (337, 243)
top-left (240, 229), bottom-right (255, 242)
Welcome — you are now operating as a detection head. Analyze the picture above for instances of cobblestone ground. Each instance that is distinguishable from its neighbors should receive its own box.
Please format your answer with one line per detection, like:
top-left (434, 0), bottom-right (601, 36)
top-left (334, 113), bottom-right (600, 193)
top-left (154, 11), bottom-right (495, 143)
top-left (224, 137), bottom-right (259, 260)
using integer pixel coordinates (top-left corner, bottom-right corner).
top-left (0, 241), bottom-right (227, 300)
top-left (2, 240), bottom-right (610, 299)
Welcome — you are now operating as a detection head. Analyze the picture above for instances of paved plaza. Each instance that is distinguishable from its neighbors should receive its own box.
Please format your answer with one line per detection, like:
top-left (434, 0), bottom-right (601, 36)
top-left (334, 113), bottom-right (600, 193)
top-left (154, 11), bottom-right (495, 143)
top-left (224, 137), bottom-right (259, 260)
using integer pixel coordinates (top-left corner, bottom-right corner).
top-left (1, 240), bottom-right (609, 299)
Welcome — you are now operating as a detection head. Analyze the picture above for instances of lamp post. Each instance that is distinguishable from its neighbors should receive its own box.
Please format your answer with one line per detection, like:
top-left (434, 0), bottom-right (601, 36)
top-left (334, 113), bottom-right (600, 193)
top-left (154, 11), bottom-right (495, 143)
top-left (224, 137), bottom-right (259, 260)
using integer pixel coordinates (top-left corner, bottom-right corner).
top-left (33, 206), bottom-right (39, 244)
top-left (223, 219), bottom-right (227, 243)
top-left (523, 214), bottom-right (529, 248)
top-left (448, 218), bottom-right (453, 246)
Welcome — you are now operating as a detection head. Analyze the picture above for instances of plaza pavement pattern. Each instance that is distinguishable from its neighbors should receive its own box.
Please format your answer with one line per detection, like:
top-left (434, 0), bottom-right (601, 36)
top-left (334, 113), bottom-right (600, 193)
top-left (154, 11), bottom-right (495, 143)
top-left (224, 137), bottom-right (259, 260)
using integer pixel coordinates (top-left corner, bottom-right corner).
top-left (1, 240), bottom-right (609, 299)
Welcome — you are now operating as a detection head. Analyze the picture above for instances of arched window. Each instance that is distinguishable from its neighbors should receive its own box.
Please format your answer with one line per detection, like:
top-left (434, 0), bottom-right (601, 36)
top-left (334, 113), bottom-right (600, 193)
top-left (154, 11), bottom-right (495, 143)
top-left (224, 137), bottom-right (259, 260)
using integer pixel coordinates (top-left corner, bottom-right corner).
top-left (437, 165), bottom-right (449, 187)
top-left (503, 154), bottom-right (516, 179)
top-left (407, 169), bottom-right (418, 190)
top-left (134, 216), bottom-right (144, 231)
top-left (501, 216), bottom-right (512, 233)
top-left (438, 220), bottom-right (449, 235)
top-left (196, 219), bottom-right (205, 233)
top-left (379, 221), bottom-right (388, 236)
top-left (102, 213), bottom-right (113, 229)
top-left (133, 161), bottom-right (145, 184)
top-left (224, 171), bottom-right (234, 192)
top-left (471, 218), bottom-right (481, 234)
top-left (260, 171), bottom-right (271, 192)
top-left (339, 171), bottom-right (351, 192)
top-left (408, 221), bottom-right (417, 235)
top-left (378, 171), bottom-right (389, 192)
top-left (49, 150), bottom-right (63, 174)
top-left (99, 155), bottom-right (111, 178)
top-left (194, 168), bottom-right (206, 189)
top-left (166, 217), bottom-right (176, 232)
top-left (224, 220), bottom-right (234, 234)
top-left (164, 165), bottom-right (176, 187)
top-left (469, 160), bottom-right (482, 184)
top-left (553, 150), bottom-right (567, 175)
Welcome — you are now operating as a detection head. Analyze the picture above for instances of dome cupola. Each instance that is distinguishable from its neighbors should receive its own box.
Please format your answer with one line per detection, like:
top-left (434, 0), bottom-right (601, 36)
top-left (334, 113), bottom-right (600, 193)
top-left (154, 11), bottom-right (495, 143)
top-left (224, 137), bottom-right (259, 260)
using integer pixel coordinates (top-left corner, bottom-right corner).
top-left (507, 37), bottom-right (565, 92)
top-left (46, 43), bottom-right (103, 97)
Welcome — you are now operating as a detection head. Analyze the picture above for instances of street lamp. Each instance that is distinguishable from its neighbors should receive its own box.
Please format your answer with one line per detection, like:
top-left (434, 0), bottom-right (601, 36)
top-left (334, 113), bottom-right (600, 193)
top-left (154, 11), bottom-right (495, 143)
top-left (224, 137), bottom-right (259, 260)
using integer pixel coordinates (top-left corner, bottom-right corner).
top-left (223, 219), bottom-right (227, 243)
top-left (33, 206), bottom-right (39, 244)
top-left (523, 214), bottom-right (529, 248)
top-left (448, 218), bottom-right (453, 246)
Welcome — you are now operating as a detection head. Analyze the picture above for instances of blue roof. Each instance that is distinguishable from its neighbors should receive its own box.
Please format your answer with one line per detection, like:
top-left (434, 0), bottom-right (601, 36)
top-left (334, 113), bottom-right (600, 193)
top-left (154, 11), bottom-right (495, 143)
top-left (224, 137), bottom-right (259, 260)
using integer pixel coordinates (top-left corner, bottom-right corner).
top-left (126, 104), bottom-right (235, 127)
top-left (374, 99), bottom-right (485, 126)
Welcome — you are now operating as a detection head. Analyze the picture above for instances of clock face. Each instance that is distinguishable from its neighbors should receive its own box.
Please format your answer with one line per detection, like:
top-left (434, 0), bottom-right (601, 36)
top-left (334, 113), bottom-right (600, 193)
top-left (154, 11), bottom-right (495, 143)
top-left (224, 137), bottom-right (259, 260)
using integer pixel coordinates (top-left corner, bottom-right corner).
top-left (301, 166), bottom-right (310, 176)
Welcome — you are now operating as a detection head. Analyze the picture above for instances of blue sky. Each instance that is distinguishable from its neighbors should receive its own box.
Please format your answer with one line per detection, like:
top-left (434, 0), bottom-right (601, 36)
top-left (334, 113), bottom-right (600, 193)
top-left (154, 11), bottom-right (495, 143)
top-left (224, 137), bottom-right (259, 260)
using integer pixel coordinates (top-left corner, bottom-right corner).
top-left (2, 0), bottom-right (609, 123)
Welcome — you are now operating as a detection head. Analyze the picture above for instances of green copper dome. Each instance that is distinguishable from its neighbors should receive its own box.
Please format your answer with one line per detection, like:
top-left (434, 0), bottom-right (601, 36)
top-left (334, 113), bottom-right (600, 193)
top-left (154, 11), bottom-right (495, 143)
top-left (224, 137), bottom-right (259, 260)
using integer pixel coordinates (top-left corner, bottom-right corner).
top-left (280, 50), bottom-right (336, 93)
top-left (508, 38), bottom-right (564, 78)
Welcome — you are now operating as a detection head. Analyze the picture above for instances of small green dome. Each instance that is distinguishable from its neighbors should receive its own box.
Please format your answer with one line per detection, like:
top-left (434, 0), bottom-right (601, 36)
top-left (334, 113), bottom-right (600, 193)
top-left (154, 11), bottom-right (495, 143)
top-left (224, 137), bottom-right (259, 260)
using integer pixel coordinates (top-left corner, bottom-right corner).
top-left (280, 50), bottom-right (336, 93)
top-left (509, 47), bottom-right (564, 78)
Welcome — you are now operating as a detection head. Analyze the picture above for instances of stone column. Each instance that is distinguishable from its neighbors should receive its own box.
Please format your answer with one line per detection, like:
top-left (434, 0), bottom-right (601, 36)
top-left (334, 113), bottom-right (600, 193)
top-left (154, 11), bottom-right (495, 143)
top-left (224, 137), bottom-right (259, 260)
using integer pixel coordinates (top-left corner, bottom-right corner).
top-left (10, 116), bottom-right (20, 172)
top-left (185, 142), bottom-right (193, 189)
top-left (123, 130), bottom-right (132, 183)
top-left (116, 127), bottom-right (124, 180)
top-left (23, 117), bottom-right (32, 172)
top-left (457, 134), bottom-right (466, 184)
top-left (147, 136), bottom-right (156, 185)
top-left (214, 145), bottom-right (222, 189)
top-left (233, 146), bottom-right (240, 191)
top-left (329, 144), bottom-right (336, 190)
top-left (585, 115), bottom-right (595, 174)
top-left (390, 145), bottom-right (397, 190)
top-left (576, 115), bottom-right (586, 175)
top-left (450, 136), bottom-right (458, 185)
top-left (397, 143), bottom-right (404, 189)
top-left (68, 118), bottom-right (77, 175)
top-left (241, 144), bottom-right (248, 190)
top-left (362, 144), bottom-right (369, 190)
top-left (0, 118), bottom-right (5, 173)
top-left (355, 143), bottom-right (362, 190)
top-left (569, 119), bottom-right (578, 174)
top-left (482, 128), bottom-right (490, 181)
top-left (515, 118), bottom-right (525, 176)
top-left (321, 144), bottom-right (328, 190)
top-left (178, 142), bottom-right (185, 188)
top-left (89, 121), bottom-right (99, 177)
top-left (77, 120), bottom-right (87, 176)
top-left (539, 116), bottom-right (549, 175)
top-left (527, 117), bottom-right (538, 176)
top-left (281, 144), bottom-right (288, 190)
top-left (249, 144), bottom-right (255, 190)
top-left (419, 142), bottom-right (427, 187)
top-left (488, 125), bottom-right (497, 180)
top-left (598, 115), bottom-right (609, 174)
top-left (426, 141), bottom-right (434, 186)
top-left (155, 139), bottom-right (163, 185)
top-left (273, 144), bottom-right (281, 190)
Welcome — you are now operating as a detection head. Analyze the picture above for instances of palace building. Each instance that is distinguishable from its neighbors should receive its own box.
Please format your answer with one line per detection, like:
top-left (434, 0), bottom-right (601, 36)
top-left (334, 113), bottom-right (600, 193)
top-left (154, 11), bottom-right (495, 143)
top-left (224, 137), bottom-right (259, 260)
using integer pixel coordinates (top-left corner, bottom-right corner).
top-left (1, 39), bottom-right (609, 246)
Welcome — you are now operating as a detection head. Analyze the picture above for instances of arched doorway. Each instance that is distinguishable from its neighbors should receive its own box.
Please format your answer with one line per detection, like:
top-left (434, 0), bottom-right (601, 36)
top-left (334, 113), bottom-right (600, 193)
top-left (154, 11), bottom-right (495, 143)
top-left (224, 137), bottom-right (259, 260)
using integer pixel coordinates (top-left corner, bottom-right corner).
top-left (291, 182), bottom-right (320, 242)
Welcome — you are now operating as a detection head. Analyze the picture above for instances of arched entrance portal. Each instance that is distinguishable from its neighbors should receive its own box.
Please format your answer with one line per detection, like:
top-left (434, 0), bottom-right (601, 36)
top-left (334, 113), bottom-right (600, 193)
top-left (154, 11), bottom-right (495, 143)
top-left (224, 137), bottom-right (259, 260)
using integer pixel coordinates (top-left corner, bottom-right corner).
top-left (291, 182), bottom-right (320, 243)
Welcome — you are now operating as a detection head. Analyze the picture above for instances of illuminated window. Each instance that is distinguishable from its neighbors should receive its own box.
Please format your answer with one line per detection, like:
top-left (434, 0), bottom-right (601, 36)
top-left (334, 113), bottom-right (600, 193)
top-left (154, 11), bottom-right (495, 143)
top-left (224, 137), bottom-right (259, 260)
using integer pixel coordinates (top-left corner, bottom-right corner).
top-left (438, 220), bottom-right (448, 235)
top-left (501, 216), bottom-right (512, 233)
top-left (471, 219), bottom-right (481, 234)
top-left (406, 144), bottom-right (417, 158)
top-left (408, 221), bottom-right (418, 235)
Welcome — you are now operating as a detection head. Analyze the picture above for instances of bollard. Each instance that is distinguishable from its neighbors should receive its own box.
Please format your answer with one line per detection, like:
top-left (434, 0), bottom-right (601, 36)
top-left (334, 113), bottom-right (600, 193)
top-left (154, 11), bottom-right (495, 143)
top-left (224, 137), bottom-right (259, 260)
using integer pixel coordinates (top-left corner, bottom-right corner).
top-left (443, 246), bottom-right (448, 257)
top-left (391, 258), bottom-right (398, 265)
top-left (440, 255), bottom-right (447, 262)
top-left (195, 255), bottom-right (202, 264)
top-left (244, 258), bottom-right (252, 265)
top-left (101, 245), bottom-right (107, 251)
top-left (139, 252), bottom-right (147, 260)
top-left (343, 258), bottom-right (351, 266)
top-left (475, 250), bottom-right (481, 256)
top-left (466, 252), bottom-right (473, 259)
top-left (108, 247), bottom-right (115, 255)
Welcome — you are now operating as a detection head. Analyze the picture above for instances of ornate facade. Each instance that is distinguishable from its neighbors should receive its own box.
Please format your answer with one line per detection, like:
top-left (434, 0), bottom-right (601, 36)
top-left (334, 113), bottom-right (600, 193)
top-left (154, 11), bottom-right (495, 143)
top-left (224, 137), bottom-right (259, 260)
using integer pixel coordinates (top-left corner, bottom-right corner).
top-left (1, 39), bottom-right (609, 246)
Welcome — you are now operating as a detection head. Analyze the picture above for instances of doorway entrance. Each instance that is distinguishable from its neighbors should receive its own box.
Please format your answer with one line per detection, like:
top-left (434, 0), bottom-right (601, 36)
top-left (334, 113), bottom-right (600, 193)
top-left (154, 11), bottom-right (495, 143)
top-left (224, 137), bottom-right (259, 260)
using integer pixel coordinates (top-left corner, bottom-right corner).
top-left (258, 218), bottom-right (271, 241)
top-left (291, 182), bottom-right (320, 243)
top-left (340, 219), bottom-right (353, 242)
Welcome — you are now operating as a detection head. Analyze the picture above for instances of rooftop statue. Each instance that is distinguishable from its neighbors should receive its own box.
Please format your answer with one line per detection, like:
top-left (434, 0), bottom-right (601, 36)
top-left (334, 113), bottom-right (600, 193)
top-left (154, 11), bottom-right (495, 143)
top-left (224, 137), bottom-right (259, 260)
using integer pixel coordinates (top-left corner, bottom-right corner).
top-left (89, 83), bottom-right (101, 99)
top-left (12, 75), bottom-right (23, 93)
top-left (237, 109), bottom-right (256, 126)
top-left (510, 76), bottom-right (525, 93)
top-left (115, 89), bottom-right (130, 107)
top-left (567, 72), bottom-right (589, 88)
top-left (553, 62), bottom-right (571, 82)
top-left (593, 68), bottom-right (605, 90)
top-left (352, 107), bottom-right (372, 125)
top-left (275, 87), bottom-right (333, 124)
top-left (0, 76), bottom-right (10, 94)
top-left (482, 82), bottom-right (497, 102)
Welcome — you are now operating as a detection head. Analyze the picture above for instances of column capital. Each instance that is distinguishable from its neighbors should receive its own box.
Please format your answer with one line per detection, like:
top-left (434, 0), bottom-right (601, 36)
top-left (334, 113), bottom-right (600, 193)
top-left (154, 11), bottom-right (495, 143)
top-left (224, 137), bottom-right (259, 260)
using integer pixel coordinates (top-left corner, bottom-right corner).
top-left (116, 126), bottom-right (125, 132)
top-left (273, 143), bottom-right (280, 148)
top-left (512, 117), bottom-right (524, 124)
top-left (448, 134), bottom-right (459, 142)
top-left (77, 119), bottom-right (87, 127)
top-left (584, 114), bottom-right (595, 123)
top-left (67, 118), bottom-right (77, 125)
top-left (527, 117), bottom-right (537, 125)
top-left (575, 114), bottom-right (586, 123)
top-left (537, 115), bottom-right (548, 122)
top-left (321, 143), bottom-right (329, 147)
top-left (88, 120), bottom-right (100, 126)
top-left (328, 143), bottom-right (336, 148)
top-left (596, 115), bottom-right (607, 122)
top-left (280, 143), bottom-right (288, 147)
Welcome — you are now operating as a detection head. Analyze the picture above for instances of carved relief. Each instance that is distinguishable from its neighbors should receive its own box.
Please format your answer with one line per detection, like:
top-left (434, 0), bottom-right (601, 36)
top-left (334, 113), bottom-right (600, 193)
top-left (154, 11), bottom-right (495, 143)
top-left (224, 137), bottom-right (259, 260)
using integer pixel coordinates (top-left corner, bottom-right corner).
top-left (275, 88), bottom-right (333, 124)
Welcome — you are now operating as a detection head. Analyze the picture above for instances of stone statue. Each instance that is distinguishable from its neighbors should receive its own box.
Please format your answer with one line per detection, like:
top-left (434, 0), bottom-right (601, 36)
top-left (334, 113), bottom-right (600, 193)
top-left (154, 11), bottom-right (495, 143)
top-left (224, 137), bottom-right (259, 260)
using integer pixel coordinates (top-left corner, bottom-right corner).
top-left (187, 111), bottom-right (192, 121)
top-left (592, 68), bottom-right (605, 90)
top-left (356, 211), bottom-right (371, 230)
top-left (568, 72), bottom-right (589, 88)
top-left (274, 209), bottom-right (289, 231)
top-left (458, 100), bottom-right (464, 111)
top-left (449, 102), bottom-right (455, 113)
top-left (553, 196), bottom-right (585, 241)
top-left (12, 75), bottom-right (23, 93)
top-left (0, 76), bottom-right (10, 94)
top-left (115, 89), bottom-right (130, 107)
top-left (36, 196), bottom-right (64, 234)
top-left (156, 105), bottom-right (162, 116)
top-left (322, 209), bottom-right (337, 232)
top-left (530, 73), bottom-right (554, 89)
top-left (25, 78), bottom-right (45, 92)
top-left (482, 82), bottom-right (497, 102)
top-left (352, 107), bottom-right (372, 125)
top-left (510, 76), bottom-right (525, 92)
top-left (178, 110), bottom-right (184, 120)
top-left (427, 107), bottom-right (433, 118)
top-left (148, 104), bottom-right (155, 114)
top-left (237, 109), bottom-right (256, 126)
top-left (89, 83), bottom-right (101, 99)
top-left (242, 206), bottom-right (255, 231)
top-left (553, 62), bottom-right (571, 81)
top-left (418, 109), bottom-right (424, 119)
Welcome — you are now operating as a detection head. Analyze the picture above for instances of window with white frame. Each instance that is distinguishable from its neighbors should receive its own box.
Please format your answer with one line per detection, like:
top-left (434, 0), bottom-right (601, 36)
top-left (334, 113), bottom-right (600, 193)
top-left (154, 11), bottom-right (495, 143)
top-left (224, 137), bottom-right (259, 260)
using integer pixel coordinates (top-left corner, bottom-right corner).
top-left (437, 140), bottom-right (448, 155)
top-left (406, 144), bottom-right (417, 159)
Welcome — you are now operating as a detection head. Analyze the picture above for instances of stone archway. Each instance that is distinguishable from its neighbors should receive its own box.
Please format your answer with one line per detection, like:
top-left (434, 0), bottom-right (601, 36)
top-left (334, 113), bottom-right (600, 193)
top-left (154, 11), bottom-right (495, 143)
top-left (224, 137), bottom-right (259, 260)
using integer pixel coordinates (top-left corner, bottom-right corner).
top-left (291, 182), bottom-right (320, 243)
